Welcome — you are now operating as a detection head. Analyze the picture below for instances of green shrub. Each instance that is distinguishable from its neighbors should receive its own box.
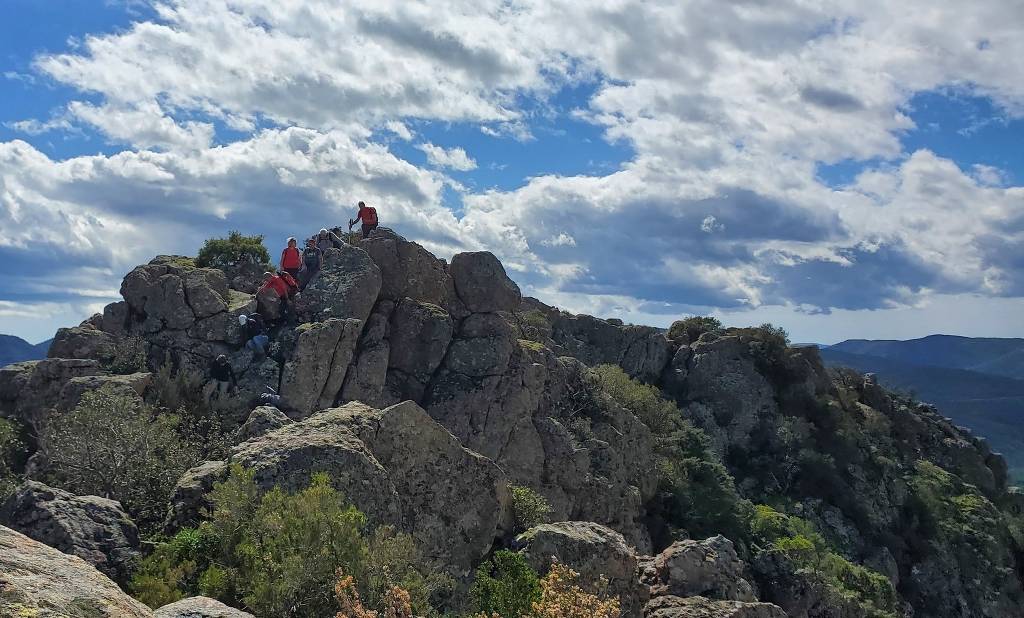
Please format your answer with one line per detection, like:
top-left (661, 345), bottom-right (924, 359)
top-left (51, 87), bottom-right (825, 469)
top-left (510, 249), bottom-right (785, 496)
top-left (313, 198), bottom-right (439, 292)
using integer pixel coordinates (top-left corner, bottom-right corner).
top-left (667, 316), bottom-right (722, 343)
top-left (150, 363), bottom-right (231, 460)
top-left (509, 485), bottom-right (553, 534)
top-left (0, 417), bottom-right (24, 500)
top-left (593, 364), bottom-right (750, 544)
top-left (105, 335), bottom-right (148, 375)
top-left (470, 550), bottom-right (541, 617)
top-left (516, 310), bottom-right (552, 344)
top-left (592, 364), bottom-right (677, 434)
top-left (41, 386), bottom-right (198, 531)
top-left (749, 504), bottom-right (897, 617)
top-left (195, 231), bottom-right (270, 271)
top-left (131, 466), bottom-right (444, 617)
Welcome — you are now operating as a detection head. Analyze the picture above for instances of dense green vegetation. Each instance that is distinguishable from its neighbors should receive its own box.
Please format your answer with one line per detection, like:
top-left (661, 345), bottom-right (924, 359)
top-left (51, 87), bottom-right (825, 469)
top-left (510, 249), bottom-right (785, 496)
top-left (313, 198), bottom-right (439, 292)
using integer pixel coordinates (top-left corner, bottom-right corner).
top-left (131, 466), bottom-right (451, 617)
top-left (195, 231), bottom-right (271, 271)
top-left (509, 485), bottom-right (552, 535)
top-left (104, 335), bottom-right (148, 375)
top-left (470, 550), bottom-right (542, 617)
top-left (41, 386), bottom-right (198, 530)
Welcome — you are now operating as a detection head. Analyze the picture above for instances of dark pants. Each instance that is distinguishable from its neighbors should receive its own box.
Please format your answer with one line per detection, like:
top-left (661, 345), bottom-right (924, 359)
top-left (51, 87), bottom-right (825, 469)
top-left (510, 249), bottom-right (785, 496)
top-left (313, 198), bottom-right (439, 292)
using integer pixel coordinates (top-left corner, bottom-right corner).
top-left (361, 223), bottom-right (378, 239)
top-left (284, 267), bottom-right (300, 279)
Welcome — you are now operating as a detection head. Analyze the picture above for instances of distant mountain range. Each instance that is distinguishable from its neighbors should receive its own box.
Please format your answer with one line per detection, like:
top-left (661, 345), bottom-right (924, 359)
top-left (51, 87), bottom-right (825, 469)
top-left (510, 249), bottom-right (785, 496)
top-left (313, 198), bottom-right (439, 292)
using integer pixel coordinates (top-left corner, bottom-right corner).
top-left (819, 335), bottom-right (1024, 482)
top-left (0, 335), bottom-right (51, 367)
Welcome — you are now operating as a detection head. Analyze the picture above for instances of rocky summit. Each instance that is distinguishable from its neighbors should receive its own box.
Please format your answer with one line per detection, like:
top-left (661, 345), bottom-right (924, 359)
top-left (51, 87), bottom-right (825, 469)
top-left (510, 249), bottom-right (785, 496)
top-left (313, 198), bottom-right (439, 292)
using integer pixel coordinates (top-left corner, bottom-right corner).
top-left (0, 226), bottom-right (1022, 618)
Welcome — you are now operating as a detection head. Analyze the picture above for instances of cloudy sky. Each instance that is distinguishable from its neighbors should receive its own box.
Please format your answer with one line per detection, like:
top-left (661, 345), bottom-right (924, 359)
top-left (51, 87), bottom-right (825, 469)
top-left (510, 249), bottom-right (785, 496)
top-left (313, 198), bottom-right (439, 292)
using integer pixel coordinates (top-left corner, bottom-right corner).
top-left (1, 0), bottom-right (1023, 344)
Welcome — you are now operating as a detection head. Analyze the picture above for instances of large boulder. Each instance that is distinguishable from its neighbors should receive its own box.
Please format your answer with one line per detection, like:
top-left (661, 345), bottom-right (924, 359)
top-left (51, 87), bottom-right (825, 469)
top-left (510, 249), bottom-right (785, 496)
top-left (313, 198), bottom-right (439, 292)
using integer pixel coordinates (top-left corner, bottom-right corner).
top-left (361, 227), bottom-right (459, 310)
top-left (120, 259), bottom-right (230, 333)
top-left (164, 460), bottom-right (229, 533)
top-left (48, 325), bottom-right (117, 362)
top-left (450, 251), bottom-right (521, 312)
top-left (0, 481), bottom-right (140, 583)
top-left (57, 372), bottom-right (151, 413)
top-left (644, 596), bottom-right (786, 618)
top-left (518, 521), bottom-right (646, 615)
top-left (297, 244), bottom-right (382, 324)
top-left (385, 298), bottom-right (454, 401)
top-left (279, 318), bottom-right (362, 416)
top-left (642, 536), bottom-right (756, 603)
top-left (154, 597), bottom-right (254, 618)
top-left (234, 405), bottom-right (292, 443)
top-left (230, 401), bottom-right (509, 574)
top-left (0, 524), bottom-right (152, 617)
top-left (340, 302), bottom-right (393, 407)
top-left (0, 358), bottom-right (101, 430)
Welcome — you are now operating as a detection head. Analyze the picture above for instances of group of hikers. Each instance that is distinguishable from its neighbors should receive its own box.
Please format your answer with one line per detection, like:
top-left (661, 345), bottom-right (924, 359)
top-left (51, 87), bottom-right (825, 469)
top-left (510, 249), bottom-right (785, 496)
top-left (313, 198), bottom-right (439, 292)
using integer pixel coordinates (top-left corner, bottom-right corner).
top-left (207, 202), bottom-right (380, 402)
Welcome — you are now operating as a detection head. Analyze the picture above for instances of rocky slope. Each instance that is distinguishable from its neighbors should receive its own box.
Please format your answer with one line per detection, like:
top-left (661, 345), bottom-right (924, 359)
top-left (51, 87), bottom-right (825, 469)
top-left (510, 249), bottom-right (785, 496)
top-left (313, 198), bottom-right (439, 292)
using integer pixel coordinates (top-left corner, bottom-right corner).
top-left (1, 226), bottom-right (1022, 618)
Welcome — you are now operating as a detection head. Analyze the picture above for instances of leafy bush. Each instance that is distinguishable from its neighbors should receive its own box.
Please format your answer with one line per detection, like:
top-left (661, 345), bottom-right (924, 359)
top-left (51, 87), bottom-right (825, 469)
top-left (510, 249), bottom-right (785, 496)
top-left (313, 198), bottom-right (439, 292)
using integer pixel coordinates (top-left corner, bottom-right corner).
top-left (0, 417), bottom-right (24, 500)
top-left (335, 571), bottom-right (414, 618)
top-left (150, 363), bottom-right (231, 460)
top-left (195, 231), bottom-right (271, 271)
top-left (530, 563), bottom-right (620, 618)
top-left (749, 504), bottom-right (897, 617)
top-left (105, 335), bottom-right (148, 375)
top-left (593, 365), bottom-right (750, 544)
top-left (132, 466), bottom-right (444, 617)
top-left (470, 550), bottom-right (542, 617)
top-left (667, 316), bottom-right (721, 343)
top-left (510, 485), bottom-right (553, 534)
top-left (41, 386), bottom-right (198, 531)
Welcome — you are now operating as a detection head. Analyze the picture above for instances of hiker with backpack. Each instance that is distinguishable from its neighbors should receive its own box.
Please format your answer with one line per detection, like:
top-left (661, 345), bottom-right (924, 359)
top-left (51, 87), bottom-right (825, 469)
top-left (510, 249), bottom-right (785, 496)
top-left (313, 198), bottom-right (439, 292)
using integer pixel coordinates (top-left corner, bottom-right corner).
top-left (299, 237), bottom-right (322, 289)
top-left (279, 237), bottom-right (302, 278)
top-left (349, 201), bottom-right (378, 238)
top-left (258, 271), bottom-right (294, 321)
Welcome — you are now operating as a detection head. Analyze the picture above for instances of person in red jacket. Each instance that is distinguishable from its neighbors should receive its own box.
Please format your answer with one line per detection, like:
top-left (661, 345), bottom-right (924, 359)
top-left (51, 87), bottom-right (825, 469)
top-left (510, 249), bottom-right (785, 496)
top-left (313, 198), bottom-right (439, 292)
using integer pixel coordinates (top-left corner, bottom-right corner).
top-left (279, 237), bottom-right (301, 278)
top-left (349, 201), bottom-right (379, 239)
top-left (258, 271), bottom-right (292, 320)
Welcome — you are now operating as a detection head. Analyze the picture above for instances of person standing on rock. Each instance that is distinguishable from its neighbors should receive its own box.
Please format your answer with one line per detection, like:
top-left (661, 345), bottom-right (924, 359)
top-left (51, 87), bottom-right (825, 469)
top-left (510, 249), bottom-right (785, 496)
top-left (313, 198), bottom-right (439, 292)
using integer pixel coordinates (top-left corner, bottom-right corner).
top-left (279, 237), bottom-right (302, 279)
top-left (299, 238), bottom-right (322, 289)
top-left (349, 201), bottom-right (378, 239)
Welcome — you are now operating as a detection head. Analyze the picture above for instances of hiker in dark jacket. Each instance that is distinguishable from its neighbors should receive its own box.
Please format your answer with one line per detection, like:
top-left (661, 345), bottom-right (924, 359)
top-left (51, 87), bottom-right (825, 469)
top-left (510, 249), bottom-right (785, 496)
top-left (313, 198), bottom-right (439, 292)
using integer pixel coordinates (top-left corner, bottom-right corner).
top-left (239, 313), bottom-right (269, 356)
top-left (300, 238), bottom-right (323, 289)
top-left (349, 201), bottom-right (379, 239)
top-left (209, 354), bottom-right (237, 399)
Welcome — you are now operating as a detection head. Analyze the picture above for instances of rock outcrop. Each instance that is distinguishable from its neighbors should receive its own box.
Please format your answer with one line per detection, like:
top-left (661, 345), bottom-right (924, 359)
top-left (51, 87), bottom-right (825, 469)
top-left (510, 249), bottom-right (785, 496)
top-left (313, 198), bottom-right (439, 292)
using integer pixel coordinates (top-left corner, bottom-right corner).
top-left (0, 481), bottom-right (140, 583)
top-left (641, 536), bottom-right (756, 603)
top-left (643, 595), bottom-right (786, 618)
top-left (154, 597), bottom-right (255, 618)
top-left (0, 524), bottom-right (152, 618)
top-left (230, 400), bottom-right (509, 574)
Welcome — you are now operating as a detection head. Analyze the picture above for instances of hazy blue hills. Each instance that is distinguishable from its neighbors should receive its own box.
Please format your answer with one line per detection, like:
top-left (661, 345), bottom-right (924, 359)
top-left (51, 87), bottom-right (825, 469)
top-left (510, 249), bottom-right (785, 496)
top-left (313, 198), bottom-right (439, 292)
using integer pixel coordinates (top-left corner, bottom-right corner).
top-left (830, 334), bottom-right (1024, 380)
top-left (819, 337), bottom-right (1024, 482)
top-left (0, 335), bottom-right (50, 368)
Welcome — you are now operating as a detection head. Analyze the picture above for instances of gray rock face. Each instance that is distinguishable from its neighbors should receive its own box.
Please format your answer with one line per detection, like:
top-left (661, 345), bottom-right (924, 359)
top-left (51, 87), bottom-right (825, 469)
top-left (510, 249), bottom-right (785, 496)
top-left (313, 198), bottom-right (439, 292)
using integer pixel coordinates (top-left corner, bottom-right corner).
top-left (450, 251), bottom-right (522, 312)
top-left (155, 596), bottom-right (254, 618)
top-left (679, 336), bottom-right (778, 454)
top-left (642, 536), bottom-right (756, 603)
top-left (386, 298), bottom-right (454, 399)
top-left (0, 481), bottom-right (140, 583)
top-left (230, 401), bottom-right (509, 575)
top-left (234, 405), bottom-right (292, 443)
top-left (550, 312), bottom-right (672, 382)
top-left (48, 325), bottom-right (117, 362)
top-left (0, 358), bottom-right (101, 431)
top-left (361, 228), bottom-right (459, 310)
top-left (518, 521), bottom-right (646, 615)
top-left (121, 260), bottom-right (229, 333)
top-left (57, 372), bottom-right (151, 414)
top-left (297, 244), bottom-right (382, 324)
top-left (164, 460), bottom-right (229, 533)
top-left (340, 303), bottom-right (393, 407)
top-left (0, 524), bottom-right (153, 618)
top-left (644, 596), bottom-right (786, 618)
top-left (279, 318), bottom-right (362, 416)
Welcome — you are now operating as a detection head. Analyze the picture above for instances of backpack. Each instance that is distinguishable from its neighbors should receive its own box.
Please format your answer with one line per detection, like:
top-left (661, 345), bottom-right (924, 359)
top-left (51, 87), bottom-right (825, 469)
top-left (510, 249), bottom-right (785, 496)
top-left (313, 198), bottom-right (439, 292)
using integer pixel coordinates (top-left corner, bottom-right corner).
top-left (281, 246), bottom-right (301, 269)
top-left (361, 206), bottom-right (378, 225)
top-left (277, 271), bottom-right (300, 297)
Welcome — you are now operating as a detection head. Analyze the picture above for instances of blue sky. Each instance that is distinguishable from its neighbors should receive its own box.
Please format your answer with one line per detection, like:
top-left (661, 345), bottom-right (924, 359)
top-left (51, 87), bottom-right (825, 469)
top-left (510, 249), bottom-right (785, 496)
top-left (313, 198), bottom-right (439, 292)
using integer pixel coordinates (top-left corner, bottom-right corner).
top-left (1, 0), bottom-right (1023, 344)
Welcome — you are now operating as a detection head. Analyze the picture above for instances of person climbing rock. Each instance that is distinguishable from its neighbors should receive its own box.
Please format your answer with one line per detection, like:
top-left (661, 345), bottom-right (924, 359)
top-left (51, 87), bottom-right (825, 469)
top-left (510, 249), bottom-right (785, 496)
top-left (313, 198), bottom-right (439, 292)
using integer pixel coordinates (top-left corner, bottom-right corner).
top-left (316, 228), bottom-right (345, 253)
top-left (279, 237), bottom-right (302, 278)
top-left (257, 271), bottom-right (292, 321)
top-left (239, 313), bottom-right (269, 356)
top-left (277, 270), bottom-right (300, 298)
top-left (208, 354), bottom-right (237, 399)
top-left (349, 201), bottom-right (378, 239)
top-left (299, 237), bottom-right (322, 289)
